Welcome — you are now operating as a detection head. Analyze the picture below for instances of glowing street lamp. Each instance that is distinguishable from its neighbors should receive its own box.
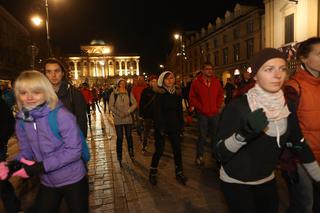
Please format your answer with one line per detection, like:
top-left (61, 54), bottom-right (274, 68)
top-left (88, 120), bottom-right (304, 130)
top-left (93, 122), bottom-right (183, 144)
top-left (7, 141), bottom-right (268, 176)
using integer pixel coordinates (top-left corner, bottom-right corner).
top-left (31, 15), bottom-right (43, 27)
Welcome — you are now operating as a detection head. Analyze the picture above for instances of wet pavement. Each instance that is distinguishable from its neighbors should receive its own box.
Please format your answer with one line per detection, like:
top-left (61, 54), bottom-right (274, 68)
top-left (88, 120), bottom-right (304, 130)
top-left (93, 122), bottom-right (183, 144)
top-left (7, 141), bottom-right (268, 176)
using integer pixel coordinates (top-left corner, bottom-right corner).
top-left (2, 110), bottom-right (289, 212)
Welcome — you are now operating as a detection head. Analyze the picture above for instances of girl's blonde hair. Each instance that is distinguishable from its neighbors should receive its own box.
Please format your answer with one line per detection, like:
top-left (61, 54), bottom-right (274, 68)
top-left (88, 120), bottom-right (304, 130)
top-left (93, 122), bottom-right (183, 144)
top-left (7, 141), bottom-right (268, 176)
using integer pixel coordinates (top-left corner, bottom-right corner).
top-left (14, 70), bottom-right (59, 110)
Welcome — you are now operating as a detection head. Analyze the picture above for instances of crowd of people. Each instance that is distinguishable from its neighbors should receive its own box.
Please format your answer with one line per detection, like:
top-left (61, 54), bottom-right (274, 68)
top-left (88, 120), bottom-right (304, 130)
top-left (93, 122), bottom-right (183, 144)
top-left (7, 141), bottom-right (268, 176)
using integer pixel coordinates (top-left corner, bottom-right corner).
top-left (0, 37), bottom-right (320, 213)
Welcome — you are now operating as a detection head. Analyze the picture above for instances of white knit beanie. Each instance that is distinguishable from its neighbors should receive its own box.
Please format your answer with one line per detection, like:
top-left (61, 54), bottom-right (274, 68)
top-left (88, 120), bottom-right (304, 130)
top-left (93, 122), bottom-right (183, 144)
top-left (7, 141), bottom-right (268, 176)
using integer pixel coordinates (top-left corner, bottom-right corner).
top-left (116, 78), bottom-right (126, 86)
top-left (157, 71), bottom-right (173, 87)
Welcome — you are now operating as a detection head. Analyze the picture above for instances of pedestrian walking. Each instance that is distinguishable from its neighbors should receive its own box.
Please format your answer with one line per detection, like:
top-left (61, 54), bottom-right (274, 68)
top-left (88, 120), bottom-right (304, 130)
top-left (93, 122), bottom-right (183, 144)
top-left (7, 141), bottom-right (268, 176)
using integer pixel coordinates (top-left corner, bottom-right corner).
top-left (109, 78), bottom-right (137, 167)
top-left (131, 76), bottom-right (148, 143)
top-left (139, 74), bottom-right (158, 153)
top-left (44, 58), bottom-right (88, 137)
top-left (2, 70), bottom-right (89, 213)
top-left (0, 98), bottom-right (20, 213)
top-left (281, 37), bottom-right (320, 213)
top-left (149, 71), bottom-right (187, 186)
top-left (214, 48), bottom-right (320, 213)
top-left (189, 61), bottom-right (224, 166)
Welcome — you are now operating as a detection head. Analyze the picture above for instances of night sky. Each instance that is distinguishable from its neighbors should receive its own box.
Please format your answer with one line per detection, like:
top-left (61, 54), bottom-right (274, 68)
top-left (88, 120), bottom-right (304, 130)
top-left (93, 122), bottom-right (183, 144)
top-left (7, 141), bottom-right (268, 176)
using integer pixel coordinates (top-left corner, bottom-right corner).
top-left (1, 0), bottom-right (263, 73)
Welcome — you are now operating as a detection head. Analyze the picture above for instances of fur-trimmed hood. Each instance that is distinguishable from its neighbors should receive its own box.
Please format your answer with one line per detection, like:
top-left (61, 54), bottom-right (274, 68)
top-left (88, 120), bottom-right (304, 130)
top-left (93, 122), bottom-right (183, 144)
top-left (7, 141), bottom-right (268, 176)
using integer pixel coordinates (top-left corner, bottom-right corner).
top-left (152, 85), bottom-right (181, 95)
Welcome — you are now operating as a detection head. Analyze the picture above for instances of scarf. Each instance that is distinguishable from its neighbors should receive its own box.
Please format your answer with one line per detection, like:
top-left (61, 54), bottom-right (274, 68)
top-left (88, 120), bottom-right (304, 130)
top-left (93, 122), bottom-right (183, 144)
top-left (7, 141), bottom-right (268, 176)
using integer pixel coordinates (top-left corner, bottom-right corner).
top-left (247, 84), bottom-right (290, 147)
top-left (163, 86), bottom-right (176, 94)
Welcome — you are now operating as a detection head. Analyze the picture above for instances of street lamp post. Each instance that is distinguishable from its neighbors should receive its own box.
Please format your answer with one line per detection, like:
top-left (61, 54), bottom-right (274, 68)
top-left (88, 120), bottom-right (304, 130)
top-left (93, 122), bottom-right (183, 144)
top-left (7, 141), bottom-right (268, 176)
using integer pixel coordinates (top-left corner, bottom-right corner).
top-left (174, 33), bottom-right (184, 78)
top-left (30, 0), bottom-right (53, 57)
top-left (45, 0), bottom-right (53, 57)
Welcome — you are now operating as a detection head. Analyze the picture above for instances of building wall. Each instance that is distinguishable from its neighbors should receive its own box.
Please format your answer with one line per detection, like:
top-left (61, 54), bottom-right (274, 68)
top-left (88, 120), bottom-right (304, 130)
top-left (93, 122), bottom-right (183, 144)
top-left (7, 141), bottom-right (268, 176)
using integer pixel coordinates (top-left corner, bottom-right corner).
top-left (264, 0), bottom-right (319, 48)
top-left (66, 46), bottom-right (140, 86)
top-left (181, 4), bottom-right (264, 83)
top-left (0, 6), bottom-right (30, 81)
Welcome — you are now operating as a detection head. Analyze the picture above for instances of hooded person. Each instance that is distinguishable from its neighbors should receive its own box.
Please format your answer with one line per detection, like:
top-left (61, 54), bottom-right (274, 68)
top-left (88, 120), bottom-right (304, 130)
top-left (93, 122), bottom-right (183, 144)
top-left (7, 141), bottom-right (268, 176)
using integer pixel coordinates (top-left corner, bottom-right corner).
top-left (149, 71), bottom-right (187, 186)
top-left (213, 48), bottom-right (320, 213)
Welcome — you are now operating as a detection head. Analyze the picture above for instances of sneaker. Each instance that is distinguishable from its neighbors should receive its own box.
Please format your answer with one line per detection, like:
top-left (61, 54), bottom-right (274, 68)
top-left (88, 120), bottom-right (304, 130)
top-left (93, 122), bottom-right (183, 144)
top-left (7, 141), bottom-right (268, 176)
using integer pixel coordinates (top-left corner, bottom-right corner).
top-left (149, 174), bottom-right (157, 185)
top-left (129, 149), bottom-right (134, 158)
top-left (195, 156), bottom-right (204, 166)
top-left (118, 160), bottom-right (123, 168)
top-left (149, 168), bottom-right (158, 185)
top-left (176, 173), bottom-right (187, 185)
top-left (141, 147), bottom-right (147, 154)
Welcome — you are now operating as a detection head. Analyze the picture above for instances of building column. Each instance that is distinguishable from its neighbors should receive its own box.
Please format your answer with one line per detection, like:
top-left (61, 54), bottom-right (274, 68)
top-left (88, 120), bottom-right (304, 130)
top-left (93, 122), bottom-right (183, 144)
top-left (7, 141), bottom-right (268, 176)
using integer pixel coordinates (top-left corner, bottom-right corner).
top-left (124, 60), bottom-right (128, 76)
top-left (118, 60), bottom-right (123, 76)
top-left (73, 60), bottom-right (78, 80)
top-left (135, 60), bottom-right (140, 75)
top-left (94, 61), bottom-right (98, 77)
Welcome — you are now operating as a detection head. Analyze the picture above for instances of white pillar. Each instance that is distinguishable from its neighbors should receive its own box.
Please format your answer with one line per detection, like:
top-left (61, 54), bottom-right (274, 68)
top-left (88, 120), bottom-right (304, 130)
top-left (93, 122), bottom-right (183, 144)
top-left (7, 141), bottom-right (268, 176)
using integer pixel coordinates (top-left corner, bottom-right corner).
top-left (136, 60), bottom-right (140, 75)
top-left (74, 61), bottom-right (78, 80)
top-left (94, 61), bottom-right (98, 77)
top-left (119, 60), bottom-right (122, 76)
top-left (124, 60), bottom-right (128, 76)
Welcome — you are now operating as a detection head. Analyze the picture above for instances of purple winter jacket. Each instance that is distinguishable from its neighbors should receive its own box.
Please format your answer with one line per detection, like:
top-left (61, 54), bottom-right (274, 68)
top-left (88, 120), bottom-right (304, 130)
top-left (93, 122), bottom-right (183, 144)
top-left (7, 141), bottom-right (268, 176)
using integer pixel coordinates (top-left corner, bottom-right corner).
top-left (15, 102), bottom-right (86, 187)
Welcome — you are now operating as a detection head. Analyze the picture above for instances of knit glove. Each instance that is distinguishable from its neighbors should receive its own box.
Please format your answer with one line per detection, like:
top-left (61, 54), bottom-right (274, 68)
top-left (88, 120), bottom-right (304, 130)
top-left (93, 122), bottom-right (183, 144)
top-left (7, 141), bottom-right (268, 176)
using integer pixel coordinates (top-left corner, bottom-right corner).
top-left (236, 108), bottom-right (268, 142)
top-left (0, 161), bottom-right (9, 180)
top-left (12, 158), bottom-right (45, 178)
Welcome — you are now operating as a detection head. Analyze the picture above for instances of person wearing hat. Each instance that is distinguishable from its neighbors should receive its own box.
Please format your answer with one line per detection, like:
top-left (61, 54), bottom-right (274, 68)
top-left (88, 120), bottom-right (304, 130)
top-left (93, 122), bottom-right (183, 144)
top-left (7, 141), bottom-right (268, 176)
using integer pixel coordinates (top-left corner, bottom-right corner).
top-left (139, 74), bottom-right (158, 153)
top-left (44, 58), bottom-right (88, 137)
top-left (213, 48), bottom-right (320, 213)
top-left (149, 71), bottom-right (187, 186)
top-left (109, 78), bottom-right (137, 166)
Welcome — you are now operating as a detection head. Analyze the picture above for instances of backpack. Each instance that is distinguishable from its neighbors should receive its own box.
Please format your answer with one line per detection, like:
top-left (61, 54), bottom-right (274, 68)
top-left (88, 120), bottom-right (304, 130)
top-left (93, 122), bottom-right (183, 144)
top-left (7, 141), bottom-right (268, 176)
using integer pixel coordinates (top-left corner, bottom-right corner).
top-left (113, 92), bottom-right (132, 107)
top-left (19, 106), bottom-right (90, 164)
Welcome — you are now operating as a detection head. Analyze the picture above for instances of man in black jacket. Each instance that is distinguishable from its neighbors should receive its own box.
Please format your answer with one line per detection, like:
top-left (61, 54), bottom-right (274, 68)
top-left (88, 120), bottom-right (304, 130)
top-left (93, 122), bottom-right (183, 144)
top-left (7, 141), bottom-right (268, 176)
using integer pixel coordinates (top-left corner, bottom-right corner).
top-left (44, 58), bottom-right (88, 137)
top-left (139, 75), bottom-right (158, 153)
top-left (0, 98), bottom-right (20, 212)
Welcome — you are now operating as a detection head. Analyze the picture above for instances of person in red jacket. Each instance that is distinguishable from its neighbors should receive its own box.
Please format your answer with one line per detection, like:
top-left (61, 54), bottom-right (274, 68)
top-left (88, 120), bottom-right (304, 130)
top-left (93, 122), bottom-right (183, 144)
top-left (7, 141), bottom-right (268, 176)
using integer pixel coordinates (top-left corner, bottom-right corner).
top-left (189, 61), bottom-right (224, 165)
top-left (80, 83), bottom-right (93, 125)
top-left (131, 76), bottom-right (148, 143)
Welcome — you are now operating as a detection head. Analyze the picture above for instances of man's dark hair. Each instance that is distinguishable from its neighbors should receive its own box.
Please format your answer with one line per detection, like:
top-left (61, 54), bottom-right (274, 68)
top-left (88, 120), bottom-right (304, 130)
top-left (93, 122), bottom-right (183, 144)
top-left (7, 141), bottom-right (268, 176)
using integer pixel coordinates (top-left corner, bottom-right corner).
top-left (43, 57), bottom-right (67, 73)
top-left (297, 37), bottom-right (320, 60)
top-left (202, 61), bottom-right (213, 69)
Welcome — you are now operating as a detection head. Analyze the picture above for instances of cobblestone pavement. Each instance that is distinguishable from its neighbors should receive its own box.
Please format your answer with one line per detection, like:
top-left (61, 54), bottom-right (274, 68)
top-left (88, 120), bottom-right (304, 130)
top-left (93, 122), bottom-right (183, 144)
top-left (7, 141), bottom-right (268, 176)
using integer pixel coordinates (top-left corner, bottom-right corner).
top-left (2, 110), bottom-right (289, 213)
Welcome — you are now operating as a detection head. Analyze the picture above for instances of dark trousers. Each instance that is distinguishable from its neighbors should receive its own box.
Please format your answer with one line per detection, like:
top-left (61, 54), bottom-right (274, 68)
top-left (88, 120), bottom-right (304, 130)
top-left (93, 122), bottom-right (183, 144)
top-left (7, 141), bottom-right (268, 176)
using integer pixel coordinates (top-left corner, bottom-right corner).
top-left (28, 177), bottom-right (89, 213)
top-left (220, 179), bottom-right (278, 213)
top-left (1, 144), bottom-right (20, 213)
top-left (151, 130), bottom-right (183, 173)
top-left (86, 104), bottom-right (91, 125)
top-left (115, 124), bottom-right (133, 161)
top-left (0, 180), bottom-right (20, 213)
top-left (196, 112), bottom-right (218, 158)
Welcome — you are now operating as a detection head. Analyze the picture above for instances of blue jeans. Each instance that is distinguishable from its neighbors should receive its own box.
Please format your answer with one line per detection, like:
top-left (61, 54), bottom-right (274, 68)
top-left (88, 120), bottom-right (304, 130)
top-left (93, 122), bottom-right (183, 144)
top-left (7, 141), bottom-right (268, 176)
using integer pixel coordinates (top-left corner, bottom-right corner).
top-left (285, 164), bottom-right (316, 213)
top-left (115, 124), bottom-right (133, 161)
top-left (196, 112), bottom-right (218, 158)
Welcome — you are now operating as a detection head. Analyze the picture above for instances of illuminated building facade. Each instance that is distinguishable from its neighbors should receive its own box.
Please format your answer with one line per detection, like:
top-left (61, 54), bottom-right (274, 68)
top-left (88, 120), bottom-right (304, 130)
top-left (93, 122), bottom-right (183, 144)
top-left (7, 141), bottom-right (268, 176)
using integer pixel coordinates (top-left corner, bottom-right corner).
top-left (65, 40), bottom-right (140, 86)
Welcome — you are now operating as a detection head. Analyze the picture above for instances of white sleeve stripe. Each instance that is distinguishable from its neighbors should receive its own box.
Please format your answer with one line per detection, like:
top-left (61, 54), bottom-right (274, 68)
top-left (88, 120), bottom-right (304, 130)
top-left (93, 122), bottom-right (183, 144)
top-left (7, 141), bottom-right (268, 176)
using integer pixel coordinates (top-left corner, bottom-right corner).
top-left (224, 134), bottom-right (247, 153)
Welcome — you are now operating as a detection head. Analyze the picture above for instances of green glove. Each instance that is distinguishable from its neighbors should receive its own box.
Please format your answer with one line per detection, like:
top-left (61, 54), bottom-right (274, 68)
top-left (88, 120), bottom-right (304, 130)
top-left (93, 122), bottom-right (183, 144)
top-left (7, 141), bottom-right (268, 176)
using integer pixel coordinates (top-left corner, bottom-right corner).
top-left (236, 108), bottom-right (268, 142)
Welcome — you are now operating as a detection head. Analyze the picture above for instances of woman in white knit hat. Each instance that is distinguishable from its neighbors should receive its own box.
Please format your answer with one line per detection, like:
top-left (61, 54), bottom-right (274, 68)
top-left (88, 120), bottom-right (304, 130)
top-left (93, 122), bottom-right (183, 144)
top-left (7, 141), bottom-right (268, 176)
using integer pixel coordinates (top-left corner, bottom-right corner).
top-left (149, 71), bottom-right (187, 186)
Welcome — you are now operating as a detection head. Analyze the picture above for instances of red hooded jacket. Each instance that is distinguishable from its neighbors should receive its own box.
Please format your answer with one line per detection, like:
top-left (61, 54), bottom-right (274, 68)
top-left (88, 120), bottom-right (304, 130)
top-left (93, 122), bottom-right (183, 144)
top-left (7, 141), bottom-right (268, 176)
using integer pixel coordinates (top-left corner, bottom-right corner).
top-left (189, 74), bottom-right (224, 117)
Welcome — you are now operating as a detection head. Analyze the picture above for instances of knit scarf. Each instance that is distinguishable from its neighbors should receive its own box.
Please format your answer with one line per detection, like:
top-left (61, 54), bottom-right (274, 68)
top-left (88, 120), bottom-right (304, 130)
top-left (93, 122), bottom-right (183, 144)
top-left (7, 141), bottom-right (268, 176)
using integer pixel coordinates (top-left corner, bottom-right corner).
top-left (246, 84), bottom-right (290, 121)
top-left (163, 86), bottom-right (176, 94)
top-left (247, 84), bottom-right (290, 148)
